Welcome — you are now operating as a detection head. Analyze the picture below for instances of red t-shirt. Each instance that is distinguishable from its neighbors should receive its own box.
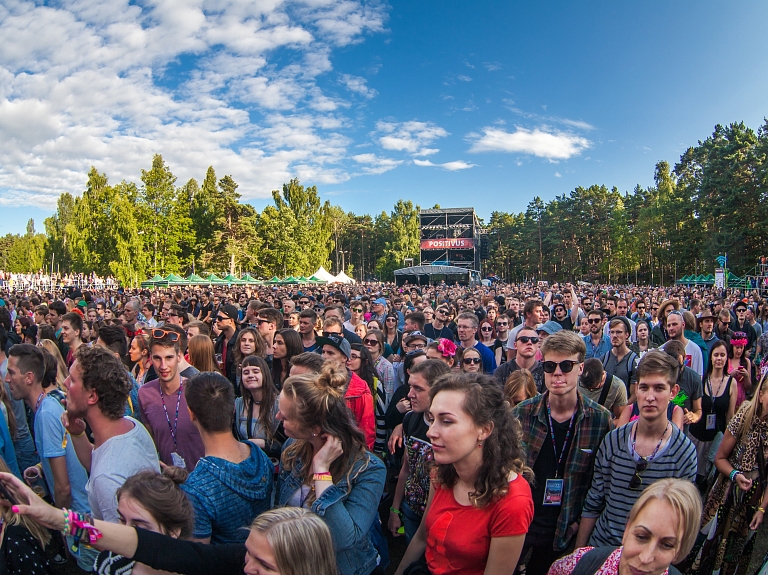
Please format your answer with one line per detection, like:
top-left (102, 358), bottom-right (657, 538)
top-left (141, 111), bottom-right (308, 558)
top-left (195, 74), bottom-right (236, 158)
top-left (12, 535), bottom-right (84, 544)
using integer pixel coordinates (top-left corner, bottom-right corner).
top-left (425, 474), bottom-right (533, 575)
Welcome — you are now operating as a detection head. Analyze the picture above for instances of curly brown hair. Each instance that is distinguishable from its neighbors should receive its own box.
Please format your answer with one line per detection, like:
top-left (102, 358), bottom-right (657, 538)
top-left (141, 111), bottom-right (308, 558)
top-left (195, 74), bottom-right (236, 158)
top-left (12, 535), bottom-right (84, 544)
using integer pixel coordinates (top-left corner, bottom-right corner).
top-left (75, 345), bottom-right (132, 420)
top-left (429, 372), bottom-right (532, 507)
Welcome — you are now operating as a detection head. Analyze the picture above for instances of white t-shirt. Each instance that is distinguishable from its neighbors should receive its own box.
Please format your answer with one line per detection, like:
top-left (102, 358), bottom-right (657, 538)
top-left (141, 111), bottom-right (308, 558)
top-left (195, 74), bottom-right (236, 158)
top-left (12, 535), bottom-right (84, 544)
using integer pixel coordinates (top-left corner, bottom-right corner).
top-left (87, 417), bottom-right (160, 522)
top-left (661, 339), bottom-right (704, 378)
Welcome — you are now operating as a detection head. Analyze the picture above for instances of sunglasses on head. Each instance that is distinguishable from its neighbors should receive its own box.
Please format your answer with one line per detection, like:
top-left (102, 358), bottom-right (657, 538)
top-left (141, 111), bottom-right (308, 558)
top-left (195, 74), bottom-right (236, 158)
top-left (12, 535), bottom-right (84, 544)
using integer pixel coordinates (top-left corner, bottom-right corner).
top-left (516, 336), bottom-right (539, 344)
top-left (151, 328), bottom-right (180, 342)
top-left (542, 360), bottom-right (580, 374)
top-left (463, 357), bottom-right (482, 365)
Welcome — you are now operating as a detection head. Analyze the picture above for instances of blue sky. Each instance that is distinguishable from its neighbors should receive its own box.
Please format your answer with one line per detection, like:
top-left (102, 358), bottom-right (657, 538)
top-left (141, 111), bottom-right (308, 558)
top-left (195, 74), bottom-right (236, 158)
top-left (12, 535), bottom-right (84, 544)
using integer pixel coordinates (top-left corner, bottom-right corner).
top-left (1, 0), bottom-right (767, 234)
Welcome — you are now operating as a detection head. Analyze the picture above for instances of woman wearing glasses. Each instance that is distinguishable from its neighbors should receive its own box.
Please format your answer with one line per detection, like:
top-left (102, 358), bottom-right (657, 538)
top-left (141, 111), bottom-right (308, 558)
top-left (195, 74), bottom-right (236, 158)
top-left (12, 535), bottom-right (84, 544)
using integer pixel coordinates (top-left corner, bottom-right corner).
top-left (461, 347), bottom-right (484, 374)
top-left (362, 330), bottom-right (396, 406)
top-left (394, 372), bottom-right (534, 575)
top-left (477, 318), bottom-right (496, 348)
top-left (382, 312), bottom-right (403, 359)
top-left (684, 373), bottom-right (768, 575)
top-left (344, 303), bottom-right (367, 333)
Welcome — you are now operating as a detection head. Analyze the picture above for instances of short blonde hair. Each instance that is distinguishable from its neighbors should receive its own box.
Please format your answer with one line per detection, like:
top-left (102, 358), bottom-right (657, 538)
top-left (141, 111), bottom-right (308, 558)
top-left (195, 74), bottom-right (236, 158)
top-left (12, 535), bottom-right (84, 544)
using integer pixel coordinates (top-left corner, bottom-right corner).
top-left (250, 507), bottom-right (336, 575)
top-left (625, 478), bottom-right (702, 561)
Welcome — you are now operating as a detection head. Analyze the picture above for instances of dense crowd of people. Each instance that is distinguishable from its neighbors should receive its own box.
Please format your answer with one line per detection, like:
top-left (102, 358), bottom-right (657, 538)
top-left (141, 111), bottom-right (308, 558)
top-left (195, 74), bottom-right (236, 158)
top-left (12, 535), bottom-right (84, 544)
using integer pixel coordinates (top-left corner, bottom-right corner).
top-left (0, 278), bottom-right (768, 575)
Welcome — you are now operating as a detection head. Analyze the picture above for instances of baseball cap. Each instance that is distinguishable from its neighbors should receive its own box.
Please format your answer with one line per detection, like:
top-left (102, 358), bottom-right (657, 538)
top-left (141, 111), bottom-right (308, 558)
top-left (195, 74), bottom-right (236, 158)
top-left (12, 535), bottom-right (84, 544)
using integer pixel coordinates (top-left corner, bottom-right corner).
top-left (537, 321), bottom-right (563, 336)
top-left (219, 304), bottom-right (239, 321)
top-left (373, 297), bottom-right (387, 306)
top-left (403, 330), bottom-right (428, 345)
top-left (316, 333), bottom-right (351, 359)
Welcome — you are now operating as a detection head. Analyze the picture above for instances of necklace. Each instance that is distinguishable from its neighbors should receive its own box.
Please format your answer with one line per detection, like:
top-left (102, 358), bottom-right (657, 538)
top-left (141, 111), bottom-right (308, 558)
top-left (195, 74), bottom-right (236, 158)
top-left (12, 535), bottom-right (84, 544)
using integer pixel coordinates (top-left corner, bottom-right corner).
top-left (34, 392), bottom-right (45, 413)
top-left (631, 421), bottom-right (669, 461)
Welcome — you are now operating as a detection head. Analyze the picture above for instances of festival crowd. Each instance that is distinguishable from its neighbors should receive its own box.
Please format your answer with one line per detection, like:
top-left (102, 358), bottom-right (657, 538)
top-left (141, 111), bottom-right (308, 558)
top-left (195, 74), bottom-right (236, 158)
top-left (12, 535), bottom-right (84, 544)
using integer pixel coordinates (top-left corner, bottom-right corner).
top-left (0, 279), bottom-right (768, 575)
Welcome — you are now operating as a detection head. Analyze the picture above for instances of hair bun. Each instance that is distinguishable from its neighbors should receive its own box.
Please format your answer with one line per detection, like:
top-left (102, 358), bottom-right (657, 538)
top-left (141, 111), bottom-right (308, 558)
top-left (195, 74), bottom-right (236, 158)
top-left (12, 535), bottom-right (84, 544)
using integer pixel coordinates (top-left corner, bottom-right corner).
top-left (315, 363), bottom-right (347, 397)
top-left (162, 465), bottom-right (189, 485)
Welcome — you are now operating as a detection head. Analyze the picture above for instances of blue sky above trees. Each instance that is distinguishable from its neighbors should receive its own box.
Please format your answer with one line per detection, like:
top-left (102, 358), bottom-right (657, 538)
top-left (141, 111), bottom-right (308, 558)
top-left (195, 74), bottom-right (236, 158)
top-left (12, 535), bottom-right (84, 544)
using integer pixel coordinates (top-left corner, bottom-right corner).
top-left (1, 0), bottom-right (767, 234)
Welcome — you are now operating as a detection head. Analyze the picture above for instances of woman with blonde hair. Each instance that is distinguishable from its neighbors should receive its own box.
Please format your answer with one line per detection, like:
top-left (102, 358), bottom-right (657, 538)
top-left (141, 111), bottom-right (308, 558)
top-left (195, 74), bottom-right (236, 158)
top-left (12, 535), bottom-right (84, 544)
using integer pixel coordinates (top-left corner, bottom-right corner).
top-left (37, 339), bottom-right (68, 391)
top-left (277, 363), bottom-right (386, 575)
top-left (549, 478), bottom-right (701, 575)
top-left (505, 369), bottom-right (538, 406)
top-left (187, 334), bottom-right (221, 374)
top-left (129, 331), bottom-right (152, 384)
top-left (0, 475), bottom-right (338, 575)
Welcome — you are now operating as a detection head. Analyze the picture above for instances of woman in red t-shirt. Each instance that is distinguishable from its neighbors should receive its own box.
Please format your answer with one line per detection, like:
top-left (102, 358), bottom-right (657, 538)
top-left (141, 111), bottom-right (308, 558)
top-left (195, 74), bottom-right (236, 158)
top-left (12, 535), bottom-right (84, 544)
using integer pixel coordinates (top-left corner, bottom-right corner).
top-left (395, 372), bottom-right (534, 575)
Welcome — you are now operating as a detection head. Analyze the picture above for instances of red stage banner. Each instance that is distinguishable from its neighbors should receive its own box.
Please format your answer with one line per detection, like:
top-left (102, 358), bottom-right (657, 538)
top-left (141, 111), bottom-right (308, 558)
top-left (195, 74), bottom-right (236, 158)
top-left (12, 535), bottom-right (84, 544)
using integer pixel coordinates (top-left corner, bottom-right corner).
top-left (420, 238), bottom-right (474, 250)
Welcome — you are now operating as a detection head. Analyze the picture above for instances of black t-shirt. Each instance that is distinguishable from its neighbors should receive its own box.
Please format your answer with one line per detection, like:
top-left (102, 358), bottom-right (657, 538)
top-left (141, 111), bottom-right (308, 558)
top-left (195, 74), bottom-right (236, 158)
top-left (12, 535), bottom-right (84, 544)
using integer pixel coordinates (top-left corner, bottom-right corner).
top-left (199, 302), bottom-right (213, 320)
top-left (530, 416), bottom-right (574, 535)
top-left (554, 316), bottom-right (574, 331)
top-left (424, 323), bottom-right (455, 341)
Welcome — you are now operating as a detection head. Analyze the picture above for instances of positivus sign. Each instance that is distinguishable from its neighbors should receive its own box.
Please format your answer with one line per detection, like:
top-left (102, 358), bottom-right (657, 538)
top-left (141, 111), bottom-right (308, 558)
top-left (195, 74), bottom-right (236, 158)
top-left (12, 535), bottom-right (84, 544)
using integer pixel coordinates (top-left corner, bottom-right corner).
top-left (420, 238), bottom-right (475, 250)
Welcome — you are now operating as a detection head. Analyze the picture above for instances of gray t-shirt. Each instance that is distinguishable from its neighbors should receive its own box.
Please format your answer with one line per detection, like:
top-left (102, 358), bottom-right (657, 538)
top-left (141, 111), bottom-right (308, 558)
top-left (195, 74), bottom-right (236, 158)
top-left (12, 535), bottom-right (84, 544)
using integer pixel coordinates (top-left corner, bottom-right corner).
top-left (579, 376), bottom-right (628, 414)
top-left (87, 417), bottom-right (160, 522)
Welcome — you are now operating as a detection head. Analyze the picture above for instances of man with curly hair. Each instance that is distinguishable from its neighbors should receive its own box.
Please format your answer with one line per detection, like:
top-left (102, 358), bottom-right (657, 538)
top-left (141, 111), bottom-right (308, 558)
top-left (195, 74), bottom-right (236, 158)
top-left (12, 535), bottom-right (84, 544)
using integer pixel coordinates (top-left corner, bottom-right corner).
top-left (65, 345), bottom-right (159, 523)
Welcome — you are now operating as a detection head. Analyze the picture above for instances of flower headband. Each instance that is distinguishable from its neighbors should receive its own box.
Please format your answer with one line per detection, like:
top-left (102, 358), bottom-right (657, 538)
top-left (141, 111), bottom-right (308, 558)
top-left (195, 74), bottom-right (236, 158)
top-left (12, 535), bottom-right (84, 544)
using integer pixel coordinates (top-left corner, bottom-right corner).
top-left (437, 338), bottom-right (457, 357)
top-left (731, 332), bottom-right (748, 347)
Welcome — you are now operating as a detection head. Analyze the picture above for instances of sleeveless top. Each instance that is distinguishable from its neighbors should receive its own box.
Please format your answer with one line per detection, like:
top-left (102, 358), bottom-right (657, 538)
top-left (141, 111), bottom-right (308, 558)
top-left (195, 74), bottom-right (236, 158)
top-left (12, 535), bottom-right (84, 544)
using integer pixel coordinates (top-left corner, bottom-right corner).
top-left (689, 376), bottom-right (732, 442)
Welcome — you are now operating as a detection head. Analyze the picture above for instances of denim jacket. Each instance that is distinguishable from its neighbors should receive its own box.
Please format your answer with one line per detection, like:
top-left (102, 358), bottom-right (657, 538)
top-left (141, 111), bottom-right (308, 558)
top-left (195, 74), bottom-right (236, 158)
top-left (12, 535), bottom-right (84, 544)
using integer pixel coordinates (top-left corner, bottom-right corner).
top-left (277, 444), bottom-right (386, 575)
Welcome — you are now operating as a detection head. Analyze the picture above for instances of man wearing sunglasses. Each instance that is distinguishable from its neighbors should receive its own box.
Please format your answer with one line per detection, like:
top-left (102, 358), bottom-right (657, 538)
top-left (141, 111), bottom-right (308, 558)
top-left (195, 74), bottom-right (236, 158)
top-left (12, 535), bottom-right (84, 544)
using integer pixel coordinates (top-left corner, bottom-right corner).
top-left (493, 326), bottom-right (544, 391)
top-left (213, 304), bottom-right (241, 387)
top-left (456, 312), bottom-right (496, 374)
top-left (423, 306), bottom-right (454, 342)
top-left (513, 331), bottom-right (612, 575)
top-left (506, 300), bottom-right (544, 362)
top-left (576, 350), bottom-right (696, 550)
top-left (583, 310), bottom-right (611, 360)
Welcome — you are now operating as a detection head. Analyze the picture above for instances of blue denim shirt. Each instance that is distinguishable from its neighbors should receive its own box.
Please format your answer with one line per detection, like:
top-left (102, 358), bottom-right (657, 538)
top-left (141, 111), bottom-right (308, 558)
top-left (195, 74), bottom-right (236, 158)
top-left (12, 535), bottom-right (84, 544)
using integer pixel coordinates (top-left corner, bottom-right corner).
top-left (583, 334), bottom-right (611, 359)
top-left (277, 445), bottom-right (386, 575)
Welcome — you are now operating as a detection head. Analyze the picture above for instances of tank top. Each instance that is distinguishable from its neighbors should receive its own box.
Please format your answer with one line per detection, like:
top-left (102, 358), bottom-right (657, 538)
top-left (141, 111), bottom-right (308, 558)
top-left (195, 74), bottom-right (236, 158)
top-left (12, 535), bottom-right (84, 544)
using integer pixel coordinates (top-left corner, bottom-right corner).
top-left (689, 376), bottom-right (732, 442)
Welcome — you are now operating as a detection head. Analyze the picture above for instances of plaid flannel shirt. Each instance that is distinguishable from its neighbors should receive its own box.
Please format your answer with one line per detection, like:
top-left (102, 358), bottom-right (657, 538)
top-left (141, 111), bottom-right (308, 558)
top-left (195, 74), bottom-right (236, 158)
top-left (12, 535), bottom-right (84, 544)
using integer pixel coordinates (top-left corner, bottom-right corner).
top-left (513, 391), bottom-right (612, 552)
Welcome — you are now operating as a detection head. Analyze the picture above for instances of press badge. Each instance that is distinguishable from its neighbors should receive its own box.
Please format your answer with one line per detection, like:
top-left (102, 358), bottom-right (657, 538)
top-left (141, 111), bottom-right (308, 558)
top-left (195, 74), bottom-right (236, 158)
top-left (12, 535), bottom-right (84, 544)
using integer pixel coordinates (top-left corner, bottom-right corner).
top-left (543, 478), bottom-right (563, 506)
top-left (171, 452), bottom-right (187, 469)
top-left (706, 414), bottom-right (717, 430)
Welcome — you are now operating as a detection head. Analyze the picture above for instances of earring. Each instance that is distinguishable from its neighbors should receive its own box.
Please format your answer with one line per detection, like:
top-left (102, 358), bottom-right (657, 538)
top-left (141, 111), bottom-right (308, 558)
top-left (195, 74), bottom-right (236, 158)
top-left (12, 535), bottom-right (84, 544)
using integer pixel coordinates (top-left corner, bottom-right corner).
top-left (312, 433), bottom-right (317, 437)
top-left (477, 443), bottom-right (483, 448)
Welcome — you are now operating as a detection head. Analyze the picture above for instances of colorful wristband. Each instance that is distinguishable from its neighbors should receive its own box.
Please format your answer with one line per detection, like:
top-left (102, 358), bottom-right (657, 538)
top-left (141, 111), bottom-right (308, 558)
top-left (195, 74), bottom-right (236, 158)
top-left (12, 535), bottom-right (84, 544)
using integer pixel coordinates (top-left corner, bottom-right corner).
top-left (313, 472), bottom-right (333, 482)
top-left (730, 469), bottom-right (742, 482)
top-left (390, 507), bottom-right (402, 516)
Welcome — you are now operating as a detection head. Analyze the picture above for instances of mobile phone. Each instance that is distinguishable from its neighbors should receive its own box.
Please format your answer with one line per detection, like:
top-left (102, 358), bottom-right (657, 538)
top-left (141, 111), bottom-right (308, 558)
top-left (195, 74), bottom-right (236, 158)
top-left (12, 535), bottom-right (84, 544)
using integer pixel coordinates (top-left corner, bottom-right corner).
top-left (0, 482), bottom-right (18, 506)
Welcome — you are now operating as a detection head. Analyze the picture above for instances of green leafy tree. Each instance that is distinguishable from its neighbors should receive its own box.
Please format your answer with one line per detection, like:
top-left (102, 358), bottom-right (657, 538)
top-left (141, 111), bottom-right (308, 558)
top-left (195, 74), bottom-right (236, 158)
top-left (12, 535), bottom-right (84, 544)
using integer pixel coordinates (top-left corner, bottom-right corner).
top-left (375, 200), bottom-right (420, 280)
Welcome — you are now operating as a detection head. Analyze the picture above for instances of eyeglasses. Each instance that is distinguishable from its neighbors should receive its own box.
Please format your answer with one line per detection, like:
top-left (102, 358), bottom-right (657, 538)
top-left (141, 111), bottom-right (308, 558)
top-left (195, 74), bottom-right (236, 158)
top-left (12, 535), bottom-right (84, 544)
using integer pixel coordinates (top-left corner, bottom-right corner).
top-left (151, 328), bottom-right (180, 342)
top-left (349, 354), bottom-right (361, 361)
top-left (407, 343), bottom-right (426, 350)
top-left (437, 309), bottom-right (448, 315)
top-left (629, 458), bottom-right (649, 489)
top-left (542, 360), bottom-right (580, 374)
top-left (587, 318), bottom-right (601, 324)
top-left (463, 357), bottom-right (482, 365)
top-left (516, 336), bottom-right (540, 344)
top-left (481, 327), bottom-right (494, 332)
top-left (363, 339), bottom-right (379, 347)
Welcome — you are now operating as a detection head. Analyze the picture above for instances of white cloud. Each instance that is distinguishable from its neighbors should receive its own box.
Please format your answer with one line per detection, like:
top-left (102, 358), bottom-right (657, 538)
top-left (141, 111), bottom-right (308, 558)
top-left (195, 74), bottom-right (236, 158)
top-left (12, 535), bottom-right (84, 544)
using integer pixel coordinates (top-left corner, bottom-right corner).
top-left (554, 172), bottom-right (562, 177)
top-left (457, 75), bottom-right (472, 82)
top-left (339, 73), bottom-right (377, 98)
top-left (353, 153), bottom-right (402, 174)
top-left (0, 0), bottom-right (389, 207)
top-left (376, 120), bottom-right (448, 156)
top-left (468, 127), bottom-right (591, 160)
top-left (413, 159), bottom-right (475, 171)
top-left (483, 62), bottom-right (501, 71)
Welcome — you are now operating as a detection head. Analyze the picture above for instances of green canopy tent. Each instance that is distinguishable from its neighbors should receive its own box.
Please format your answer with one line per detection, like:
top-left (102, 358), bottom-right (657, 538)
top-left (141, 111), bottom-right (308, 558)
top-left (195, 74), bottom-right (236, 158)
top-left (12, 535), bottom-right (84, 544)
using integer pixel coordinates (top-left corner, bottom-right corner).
top-left (222, 274), bottom-right (245, 285)
top-left (240, 274), bottom-right (262, 285)
top-left (282, 276), bottom-right (298, 284)
top-left (204, 273), bottom-right (228, 285)
top-left (141, 274), bottom-right (166, 288)
top-left (703, 274), bottom-right (715, 285)
top-left (296, 276), bottom-right (310, 283)
top-left (307, 275), bottom-right (327, 284)
top-left (267, 276), bottom-right (282, 284)
top-left (164, 274), bottom-right (189, 285)
top-left (185, 273), bottom-right (207, 285)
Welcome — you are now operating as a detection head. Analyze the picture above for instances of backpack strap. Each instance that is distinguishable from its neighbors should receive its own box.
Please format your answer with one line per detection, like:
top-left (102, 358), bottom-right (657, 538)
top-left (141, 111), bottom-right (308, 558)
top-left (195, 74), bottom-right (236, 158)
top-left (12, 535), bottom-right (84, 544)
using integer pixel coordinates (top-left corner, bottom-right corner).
top-left (572, 546), bottom-right (618, 575)
top-left (597, 374), bottom-right (613, 407)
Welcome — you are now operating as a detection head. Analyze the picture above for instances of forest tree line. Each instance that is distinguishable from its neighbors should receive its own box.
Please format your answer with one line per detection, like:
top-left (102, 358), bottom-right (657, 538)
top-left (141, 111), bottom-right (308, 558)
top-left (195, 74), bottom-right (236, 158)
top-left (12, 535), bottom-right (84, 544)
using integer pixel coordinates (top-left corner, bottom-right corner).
top-left (1, 120), bottom-right (767, 286)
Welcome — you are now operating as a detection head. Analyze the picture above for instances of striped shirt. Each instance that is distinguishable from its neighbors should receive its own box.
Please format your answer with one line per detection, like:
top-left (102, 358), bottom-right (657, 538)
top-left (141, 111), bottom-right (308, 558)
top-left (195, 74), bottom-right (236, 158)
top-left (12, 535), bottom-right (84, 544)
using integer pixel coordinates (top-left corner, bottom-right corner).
top-left (582, 421), bottom-right (697, 547)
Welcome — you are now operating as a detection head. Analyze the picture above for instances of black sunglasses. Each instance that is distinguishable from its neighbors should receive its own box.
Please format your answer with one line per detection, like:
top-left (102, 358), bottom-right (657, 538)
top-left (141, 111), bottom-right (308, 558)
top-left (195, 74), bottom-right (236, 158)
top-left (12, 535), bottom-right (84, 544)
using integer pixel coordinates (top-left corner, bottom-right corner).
top-left (542, 360), bottom-right (580, 374)
top-left (587, 318), bottom-right (601, 324)
top-left (363, 339), bottom-right (379, 346)
top-left (629, 458), bottom-right (649, 489)
top-left (481, 327), bottom-right (494, 332)
top-left (463, 357), bottom-right (482, 365)
top-left (351, 308), bottom-right (363, 313)
top-left (215, 315), bottom-right (229, 322)
top-left (516, 336), bottom-right (540, 344)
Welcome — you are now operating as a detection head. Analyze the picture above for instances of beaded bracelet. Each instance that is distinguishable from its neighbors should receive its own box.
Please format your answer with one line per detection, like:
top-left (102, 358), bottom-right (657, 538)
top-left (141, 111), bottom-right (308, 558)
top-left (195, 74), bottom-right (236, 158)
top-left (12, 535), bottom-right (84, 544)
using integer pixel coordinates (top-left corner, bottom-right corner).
top-left (730, 469), bottom-right (742, 482)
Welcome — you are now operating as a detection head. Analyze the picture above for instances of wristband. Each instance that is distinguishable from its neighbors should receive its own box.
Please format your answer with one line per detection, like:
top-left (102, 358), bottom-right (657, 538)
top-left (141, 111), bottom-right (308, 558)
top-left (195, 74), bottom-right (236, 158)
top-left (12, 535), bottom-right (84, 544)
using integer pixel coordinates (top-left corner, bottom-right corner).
top-left (390, 507), bottom-right (402, 516)
top-left (759, 507), bottom-right (766, 514)
top-left (71, 431), bottom-right (86, 438)
top-left (730, 469), bottom-right (742, 482)
top-left (313, 472), bottom-right (333, 482)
